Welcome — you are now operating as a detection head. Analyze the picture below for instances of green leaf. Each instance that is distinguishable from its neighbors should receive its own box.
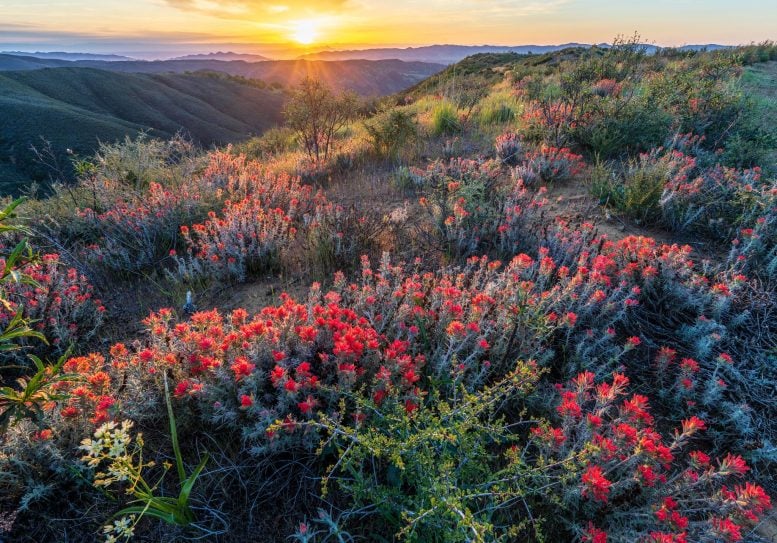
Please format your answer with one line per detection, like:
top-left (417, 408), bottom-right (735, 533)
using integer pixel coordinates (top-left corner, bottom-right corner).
top-left (163, 375), bottom-right (187, 483)
top-left (178, 453), bottom-right (208, 509)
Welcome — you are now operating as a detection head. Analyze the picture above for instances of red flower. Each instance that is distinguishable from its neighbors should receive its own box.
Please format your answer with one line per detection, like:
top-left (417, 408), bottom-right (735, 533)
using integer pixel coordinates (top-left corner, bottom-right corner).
top-left (718, 454), bottom-right (749, 476)
top-left (297, 395), bottom-right (318, 415)
top-left (680, 416), bottom-right (706, 436)
top-left (625, 336), bottom-right (641, 349)
top-left (710, 517), bottom-right (742, 542)
top-left (581, 465), bottom-right (611, 502)
top-left (240, 394), bottom-right (253, 408)
top-left (231, 356), bottom-right (255, 381)
top-left (583, 523), bottom-right (607, 543)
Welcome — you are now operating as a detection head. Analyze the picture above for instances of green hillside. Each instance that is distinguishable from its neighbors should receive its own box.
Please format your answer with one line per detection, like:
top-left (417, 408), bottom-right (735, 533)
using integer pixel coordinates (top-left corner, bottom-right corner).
top-left (0, 68), bottom-right (285, 194)
top-left (0, 54), bottom-right (444, 96)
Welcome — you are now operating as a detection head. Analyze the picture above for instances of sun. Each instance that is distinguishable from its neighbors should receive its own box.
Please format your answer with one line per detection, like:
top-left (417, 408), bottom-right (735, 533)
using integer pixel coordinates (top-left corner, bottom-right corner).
top-left (291, 20), bottom-right (319, 45)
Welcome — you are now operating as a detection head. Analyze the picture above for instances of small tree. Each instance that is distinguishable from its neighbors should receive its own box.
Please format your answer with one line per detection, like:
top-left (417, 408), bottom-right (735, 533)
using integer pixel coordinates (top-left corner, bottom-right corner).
top-left (283, 78), bottom-right (358, 162)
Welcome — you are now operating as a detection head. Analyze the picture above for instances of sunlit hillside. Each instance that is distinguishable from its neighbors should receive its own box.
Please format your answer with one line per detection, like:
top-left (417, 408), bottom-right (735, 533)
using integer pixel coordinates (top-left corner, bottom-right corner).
top-left (2, 39), bottom-right (776, 542)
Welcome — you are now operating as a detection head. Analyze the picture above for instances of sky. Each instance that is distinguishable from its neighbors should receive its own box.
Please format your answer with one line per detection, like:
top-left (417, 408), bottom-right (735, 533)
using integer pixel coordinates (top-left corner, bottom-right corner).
top-left (1, 0), bottom-right (776, 59)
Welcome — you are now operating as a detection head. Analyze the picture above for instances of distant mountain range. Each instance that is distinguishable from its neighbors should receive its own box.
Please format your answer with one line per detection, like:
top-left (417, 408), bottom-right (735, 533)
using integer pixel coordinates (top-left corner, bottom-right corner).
top-left (299, 43), bottom-right (733, 64)
top-left (170, 52), bottom-right (270, 62)
top-left (1, 51), bottom-right (135, 62)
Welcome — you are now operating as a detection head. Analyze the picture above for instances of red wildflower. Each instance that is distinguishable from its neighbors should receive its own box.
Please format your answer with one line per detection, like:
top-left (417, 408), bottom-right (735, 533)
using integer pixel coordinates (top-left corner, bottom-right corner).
top-left (581, 465), bottom-right (611, 502)
top-left (710, 517), bottom-right (742, 542)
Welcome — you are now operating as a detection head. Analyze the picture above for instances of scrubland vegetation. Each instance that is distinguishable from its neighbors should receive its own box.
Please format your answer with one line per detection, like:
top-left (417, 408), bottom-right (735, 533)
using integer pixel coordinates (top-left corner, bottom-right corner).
top-left (1, 39), bottom-right (776, 542)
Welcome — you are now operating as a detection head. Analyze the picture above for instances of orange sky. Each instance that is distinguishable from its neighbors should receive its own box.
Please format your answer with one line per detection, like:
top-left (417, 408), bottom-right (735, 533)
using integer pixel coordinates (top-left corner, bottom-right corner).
top-left (1, 0), bottom-right (775, 58)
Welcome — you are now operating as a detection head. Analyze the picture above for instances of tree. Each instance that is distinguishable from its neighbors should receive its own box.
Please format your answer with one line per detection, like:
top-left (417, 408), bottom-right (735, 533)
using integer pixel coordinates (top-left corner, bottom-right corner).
top-left (283, 78), bottom-right (358, 162)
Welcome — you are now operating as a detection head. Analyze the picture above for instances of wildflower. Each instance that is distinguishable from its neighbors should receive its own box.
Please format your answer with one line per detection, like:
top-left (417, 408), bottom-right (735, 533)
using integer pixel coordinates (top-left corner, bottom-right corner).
top-left (240, 395), bottom-right (253, 408)
top-left (680, 416), bottom-right (706, 436)
top-left (718, 454), bottom-right (749, 476)
top-left (583, 524), bottom-right (608, 543)
top-left (710, 517), bottom-right (742, 542)
top-left (297, 395), bottom-right (317, 415)
top-left (581, 465), bottom-right (611, 502)
top-left (625, 336), bottom-right (641, 349)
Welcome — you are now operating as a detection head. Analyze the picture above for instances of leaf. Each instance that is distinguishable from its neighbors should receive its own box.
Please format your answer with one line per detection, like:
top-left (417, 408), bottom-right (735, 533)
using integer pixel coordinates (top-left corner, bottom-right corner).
top-left (178, 453), bottom-right (208, 509)
top-left (163, 375), bottom-right (187, 483)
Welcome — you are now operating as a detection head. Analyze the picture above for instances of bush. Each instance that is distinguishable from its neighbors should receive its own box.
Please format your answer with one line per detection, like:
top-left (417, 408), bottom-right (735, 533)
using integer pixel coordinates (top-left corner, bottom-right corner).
top-left (532, 372), bottom-right (772, 543)
top-left (593, 145), bottom-right (696, 224)
top-left (175, 198), bottom-right (297, 283)
top-left (363, 106), bottom-right (419, 160)
top-left (283, 78), bottom-right (358, 162)
top-left (494, 132), bottom-right (524, 166)
top-left (0, 253), bottom-right (104, 357)
top-left (513, 146), bottom-right (585, 186)
top-left (576, 98), bottom-right (672, 158)
top-left (90, 133), bottom-right (200, 190)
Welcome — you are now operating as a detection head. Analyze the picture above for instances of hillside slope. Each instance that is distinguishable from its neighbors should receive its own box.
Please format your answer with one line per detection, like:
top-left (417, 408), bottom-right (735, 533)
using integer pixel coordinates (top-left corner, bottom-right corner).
top-left (0, 55), bottom-right (444, 96)
top-left (0, 68), bottom-right (285, 194)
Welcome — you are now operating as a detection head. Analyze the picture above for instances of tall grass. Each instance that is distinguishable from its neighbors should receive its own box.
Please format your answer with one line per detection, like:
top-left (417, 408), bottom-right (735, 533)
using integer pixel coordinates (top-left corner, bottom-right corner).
top-left (431, 100), bottom-right (461, 136)
top-left (477, 91), bottom-right (522, 126)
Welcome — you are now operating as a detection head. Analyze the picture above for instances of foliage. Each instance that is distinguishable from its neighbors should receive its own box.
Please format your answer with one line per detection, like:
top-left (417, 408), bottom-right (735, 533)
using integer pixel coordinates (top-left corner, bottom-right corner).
top-left (363, 106), bottom-right (419, 160)
top-left (0, 199), bottom-right (45, 352)
top-left (283, 78), bottom-right (359, 162)
top-left (431, 100), bottom-right (462, 136)
top-left (79, 379), bottom-right (208, 538)
top-left (0, 253), bottom-right (104, 355)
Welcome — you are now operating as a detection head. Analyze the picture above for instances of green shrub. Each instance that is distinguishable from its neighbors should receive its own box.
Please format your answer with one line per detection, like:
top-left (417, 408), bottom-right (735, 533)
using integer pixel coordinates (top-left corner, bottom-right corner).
top-left (363, 106), bottom-right (419, 159)
top-left (298, 363), bottom-right (543, 543)
top-left (576, 98), bottom-right (672, 158)
top-left (237, 127), bottom-right (297, 159)
top-left (431, 101), bottom-right (461, 136)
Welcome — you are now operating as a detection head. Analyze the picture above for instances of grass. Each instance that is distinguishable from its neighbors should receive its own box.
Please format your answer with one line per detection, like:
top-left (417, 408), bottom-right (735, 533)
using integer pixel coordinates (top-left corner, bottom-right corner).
top-left (477, 90), bottom-right (522, 126)
top-left (431, 100), bottom-right (461, 136)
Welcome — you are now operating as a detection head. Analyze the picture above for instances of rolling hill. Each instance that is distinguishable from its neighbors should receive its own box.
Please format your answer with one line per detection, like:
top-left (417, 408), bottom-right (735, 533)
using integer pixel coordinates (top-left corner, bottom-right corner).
top-left (0, 55), bottom-right (444, 96)
top-left (0, 68), bottom-right (286, 194)
top-left (298, 43), bottom-right (732, 64)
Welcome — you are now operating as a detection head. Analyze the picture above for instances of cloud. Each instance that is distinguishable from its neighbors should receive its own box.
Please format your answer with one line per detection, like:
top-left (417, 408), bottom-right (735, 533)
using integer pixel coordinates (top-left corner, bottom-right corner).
top-left (162, 0), bottom-right (349, 18)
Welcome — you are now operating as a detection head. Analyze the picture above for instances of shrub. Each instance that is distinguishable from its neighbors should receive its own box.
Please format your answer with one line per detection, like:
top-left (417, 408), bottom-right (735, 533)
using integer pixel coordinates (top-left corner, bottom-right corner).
top-left (283, 78), bottom-right (358, 162)
top-left (90, 133), bottom-right (201, 190)
top-left (175, 198), bottom-right (297, 283)
top-left (431, 100), bottom-right (462, 136)
top-left (78, 182), bottom-right (212, 275)
top-left (494, 132), bottom-right (524, 166)
top-left (0, 253), bottom-right (104, 356)
top-left (532, 372), bottom-right (772, 542)
top-left (576, 98), bottom-right (672, 159)
top-left (301, 200), bottom-right (387, 279)
top-left (363, 106), bottom-right (419, 160)
top-left (477, 91), bottom-right (520, 125)
top-left (660, 163), bottom-right (775, 239)
top-left (593, 146), bottom-right (696, 224)
top-left (415, 158), bottom-right (505, 258)
top-left (513, 146), bottom-right (585, 186)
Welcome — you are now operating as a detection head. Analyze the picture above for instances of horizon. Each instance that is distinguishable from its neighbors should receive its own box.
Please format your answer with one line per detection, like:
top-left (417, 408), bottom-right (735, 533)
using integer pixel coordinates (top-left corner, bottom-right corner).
top-left (2, 0), bottom-right (776, 60)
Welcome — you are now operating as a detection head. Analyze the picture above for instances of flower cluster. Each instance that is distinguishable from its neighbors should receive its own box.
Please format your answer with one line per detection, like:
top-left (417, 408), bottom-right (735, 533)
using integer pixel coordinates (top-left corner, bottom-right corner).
top-left (513, 145), bottom-right (585, 186)
top-left (0, 253), bottom-right (104, 355)
top-left (533, 372), bottom-right (772, 543)
top-left (176, 198), bottom-right (297, 282)
top-left (78, 181), bottom-right (213, 274)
